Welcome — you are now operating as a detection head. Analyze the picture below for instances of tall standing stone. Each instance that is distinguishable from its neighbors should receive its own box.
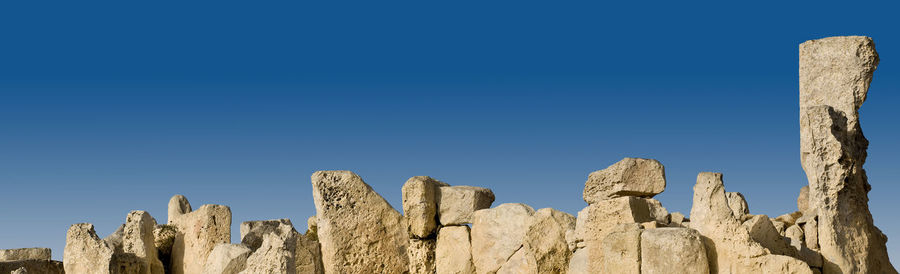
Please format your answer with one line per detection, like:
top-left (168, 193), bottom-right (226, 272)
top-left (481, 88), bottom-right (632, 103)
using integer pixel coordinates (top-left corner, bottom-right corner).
top-left (470, 203), bottom-right (534, 274)
top-left (311, 170), bottom-right (409, 274)
top-left (123, 210), bottom-right (164, 274)
top-left (402, 176), bottom-right (448, 238)
top-left (799, 36), bottom-right (896, 274)
top-left (170, 200), bottom-right (232, 274)
top-left (63, 223), bottom-right (114, 273)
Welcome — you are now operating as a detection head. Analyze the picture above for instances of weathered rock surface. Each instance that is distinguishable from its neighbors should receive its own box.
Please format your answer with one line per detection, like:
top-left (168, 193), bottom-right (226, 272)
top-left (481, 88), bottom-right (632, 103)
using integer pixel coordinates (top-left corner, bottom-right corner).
top-left (124, 210), bottom-right (164, 274)
top-left (153, 224), bottom-right (176, 274)
top-left (202, 244), bottom-right (250, 274)
top-left (575, 197), bottom-right (653, 273)
top-left (311, 170), bottom-right (408, 274)
top-left (170, 198), bottom-right (232, 274)
top-left (726, 192), bottom-right (749, 220)
top-left (239, 219), bottom-right (324, 274)
top-left (408, 239), bottom-right (436, 274)
top-left (241, 232), bottom-right (294, 274)
top-left (523, 208), bottom-right (575, 274)
top-left (599, 224), bottom-right (641, 274)
top-left (566, 247), bottom-right (588, 274)
top-left (64, 223), bottom-right (114, 273)
top-left (799, 35), bottom-right (896, 274)
top-left (435, 226), bottom-right (475, 274)
top-left (743, 214), bottom-right (796, 257)
top-left (797, 185), bottom-right (810, 214)
top-left (402, 176), bottom-right (448, 238)
top-left (640, 228), bottom-right (709, 274)
top-left (0, 260), bottom-right (64, 274)
top-left (471, 203), bottom-right (534, 274)
top-left (0, 248), bottom-right (51, 262)
top-left (168, 194), bottom-right (192, 224)
top-left (496, 247), bottom-right (536, 274)
top-left (438, 185), bottom-right (495, 226)
top-left (583, 157), bottom-right (666, 204)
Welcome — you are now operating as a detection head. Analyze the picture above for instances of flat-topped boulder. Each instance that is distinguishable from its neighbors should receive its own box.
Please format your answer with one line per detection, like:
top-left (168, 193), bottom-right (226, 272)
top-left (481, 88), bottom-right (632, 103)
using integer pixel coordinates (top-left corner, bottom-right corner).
top-left (583, 157), bottom-right (666, 204)
top-left (438, 185), bottom-right (495, 226)
top-left (0, 248), bottom-right (51, 262)
top-left (311, 170), bottom-right (408, 274)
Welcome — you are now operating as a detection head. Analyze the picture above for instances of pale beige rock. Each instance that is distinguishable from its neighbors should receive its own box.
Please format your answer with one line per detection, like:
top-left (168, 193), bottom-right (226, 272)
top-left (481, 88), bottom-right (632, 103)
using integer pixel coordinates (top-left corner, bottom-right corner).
top-left (641, 221), bottom-right (658, 229)
top-left (123, 210), bottom-right (164, 274)
top-left (241, 219), bottom-right (294, 251)
top-left (435, 226), bottom-right (474, 274)
top-left (726, 192), bottom-right (749, 219)
top-left (168, 194), bottom-right (192, 224)
top-left (202, 244), bottom-right (251, 274)
top-left (408, 239), bottom-right (436, 274)
top-left (583, 157), bottom-right (666, 204)
top-left (11, 266), bottom-right (26, 274)
top-left (669, 212), bottom-right (686, 226)
top-left (804, 217), bottom-right (819, 250)
top-left (240, 219), bottom-right (324, 274)
top-left (646, 198), bottom-right (670, 225)
top-left (576, 197), bottom-right (653, 273)
top-left (471, 203), bottom-right (534, 274)
top-left (0, 260), bottom-right (64, 274)
top-left (0, 248), bottom-right (50, 261)
top-left (437, 185), bottom-right (495, 226)
top-left (306, 216), bottom-right (317, 236)
top-left (772, 219), bottom-right (787, 235)
top-left (311, 170), bottom-right (408, 274)
top-left (403, 176), bottom-right (448, 238)
top-left (523, 208), bottom-right (574, 274)
top-left (566, 248), bottom-right (587, 274)
top-left (743, 214), bottom-right (796, 257)
top-left (153, 224), bottom-right (176, 274)
top-left (170, 203), bottom-right (232, 274)
top-left (776, 211), bottom-right (803, 226)
top-left (798, 185), bottom-right (810, 214)
top-left (63, 223), bottom-right (114, 273)
top-left (241, 232), bottom-right (294, 274)
top-left (640, 228), bottom-right (709, 274)
top-left (599, 224), bottom-right (641, 274)
top-left (800, 36), bottom-right (896, 274)
top-left (786, 224), bottom-right (805, 249)
top-left (496, 247), bottom-right (536, 274)
top-left (294, 231), bottom-right (324, 274)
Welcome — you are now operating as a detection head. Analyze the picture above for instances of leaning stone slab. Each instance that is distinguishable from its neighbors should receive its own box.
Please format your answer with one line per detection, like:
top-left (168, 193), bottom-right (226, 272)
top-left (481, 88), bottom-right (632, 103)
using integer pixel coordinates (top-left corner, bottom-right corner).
top-left (471, 203), bottom-right (534, 274)
top-left (408, 239), bottom-right (436, 274)
top-left (437, 185), bottom-right (495, 225)
top-left (0, 260), bottom-right (64, 274)
top-left (64, 223), bottom-right (114, 273)
top-left (583, 157), bottom-right (666, 204)
top-left (640, 228), bottom-right (709, 274)
top-left (202, 244), bottom-right (251, 274)
top-left (311, 170), bottom-right (408, 274)
top-left (524, 208), bottom-right (575, 274)
top-left (599, 224), bottom-right (641, 274)
top-left (0, 248), bottom-right (51, 262)
top-left (435, 226), bottom-right (475, 274)
top-left (170, 201), bottom-right (232, 274)
top-left (402, 176), bottom-right (448, 238)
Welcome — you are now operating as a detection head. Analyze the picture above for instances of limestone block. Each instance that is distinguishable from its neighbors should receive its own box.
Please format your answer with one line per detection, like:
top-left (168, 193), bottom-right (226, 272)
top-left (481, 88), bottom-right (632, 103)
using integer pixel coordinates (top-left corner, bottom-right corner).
top-left (726, 192), bottom-right (749, 219)
top-left (311, 170), bottom-right (408, 274)
top-left (646, 198), bottom-right (670, 225)
top-left (523, 208), bottom-right (574, 274)
top-left (776, 211), bottom-right (803, 226)
top-left (437, 185), bottom-right (495, 225)
top-left (640, 228), bottom-right (709, 274)
top-left (599, 224), bottom-right (641, 274)
top-left (797, 185), bottom-right (810, 214)
top-left (786, 224), bottom-right (805, 249)
top-left (170, 203), bottom-right (232, 274)
top-left (295, 231), bottom-right (324, 274)
top-left (574, 197), bottom-right (653, 273)
top-left (122, 211), bottom-right (164, 274)
top-left (241, 232), bottom-right (294, 274)
top-left (669, 212), bottom-right (686, 226)
top-left (64, 223), bottom-right (114, 273)
top-left (402, 176), bottom-right (449, 238)
top-left (408, 239), bottom-right (436, 274)
top-left (0, 248), bottom-right (51, 262)
top-left (168, 194), bottom-right (192, 224)
top-left (566, 248), bottom-right (587, 274)
top-left (496, 248), bottom-right (536, 274)
top-left (804, 217), bottom-right (819, 250)
top-left (583, 157), bottom-right (666, 204)
top-left (435, 226), bottom-right (474, 274)
top-left (241, 219), bottom-right (294, 251)
top-left (471, 203), bottom-right (534, 274)
top-left (743, 214), bottom-right (796, 257)
top-left (240, 219), bottom-right (324, 274)
top-left (0, 260), bottom-right (64, 274)
top-left (153, 224), bottom-right (176, 274)
top-left (202, 244), bottom-right (251, 274)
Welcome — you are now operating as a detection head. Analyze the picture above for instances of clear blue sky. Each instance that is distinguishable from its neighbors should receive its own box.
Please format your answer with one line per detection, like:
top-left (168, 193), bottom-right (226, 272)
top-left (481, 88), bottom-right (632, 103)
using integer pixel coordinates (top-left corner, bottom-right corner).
top-left (1, 1), bottom-right (898, 263)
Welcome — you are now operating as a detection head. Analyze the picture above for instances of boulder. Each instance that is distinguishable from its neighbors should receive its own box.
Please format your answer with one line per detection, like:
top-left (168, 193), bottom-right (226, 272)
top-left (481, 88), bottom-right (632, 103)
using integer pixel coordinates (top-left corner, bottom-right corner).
top-left (523, 208), bottom-right (575, 274)
top-left (240, 219), bottom-right (294, 251)
top-left (170, 201), bottom-right (232, 274)
top-left (123, 210), bottom-right (164, 274)
top-left (241, 232), bottom-right (295, 274)
top-left (496, 248), bottom-right (536, 274)
top-left (471, 203), bottom-right (534, 274)
top-left (0, 260), bottom-right (64, 274)
top-left (776, 211), bottom-right (803, 226)
top-left (63, 223), bottom-right (114, 273)
top-left (435, 226), bottom-right (475, 274)
top-left (408, 239), bottom-right (436, 274)
top-left (167, 194), bottom-right (192, 224)
top-left (202, 244), bottom-right (251, 274)
top-left (575, 197), bottom-right (653, 273)
top-left (402, 176), bottom-right (448, 238)
top-left (645, 198), bottom-right (670, 225)
top-left (669, 212), bottom-right (686, 227)
top-left (599, 224), bottom-right (641, 274)
top-left (726, 192), bottom-right (749, 219)
top-left (240, 219), bottom-right (324, 274)
top-left (437, 185), bottom-right (495, 225)
top-left (0, 248), bottom-right (51, 262)
top-left (800, 36), bottom-right (896, 273)
top-left (743, 214), bottom-right (796, 257)
top-left (311, 170), bottom-right (408, 274)
top-left (640, 228), bottom-right (709, 274)
top-left (583, 157), bottom-right (666, 204)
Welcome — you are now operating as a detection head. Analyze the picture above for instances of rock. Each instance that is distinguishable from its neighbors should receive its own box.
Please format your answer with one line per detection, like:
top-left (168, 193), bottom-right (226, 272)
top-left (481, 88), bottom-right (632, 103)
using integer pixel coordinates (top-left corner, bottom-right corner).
top-left (170, 202), bottom-right (232, 274)
top-left (435, 226), bottom-right (475, 274)
top-left (470, 203), bottom-right (534, 274)
top-left (523, 208), bottom-right (575, 274)
top-left (800, 36), bottom-right (896, 273)
top-left (776, 211), bottom-right (803, 226)
top-left (566, 248), bottom-right (588, 274)
top-left (63, 223), bottom-right (114, 273)
top-left (646, 198), bottom-right (670, 225)
top-left (311, 170), bottom-right (408, 274)
top-left (202, 244), bottom-right (251, 274)
top-left (583, 157), bottom-right (666, 204)
top-left (726, 192), bottom-right (749, 219)
top-left (306, 216), bottom-right (317, 236)
top-left (743, 214), bottom-right (796, 257)
top-left (241, 232), bottom-right (294, 274)
top-left (641, 221), bottom-right (658, 229)
top-left (599, 224), bottom-right (641, 274)
top-left (240, 219), bottom-right (324, 274)
top-left (0, 248), bottom-right (51, 261)
top-left (772, 219), bottom-right (787, 235)
top-left (786, 224), bottom-right (805, 250)
top-left (408, 239), bottom-right (436, 274)
top-left (168, 194), bottom-right (192, 224)
top-left (123, 210), bottom-right (164, 274)
top-left (669, 212), bottom-right (686, 226)
top-left (437, 185), bottom-right (495, 226)
top-left (153, 224), bottom-right (176, 274)
top-left (640, 228), bottom-right (709, 274)
top-left (294, 230), bottom-right (324, 274)
top-left (575, 197), bottom-right (653, 273)
top-left (797, 185), bottom-right (810, 214)
top-left (240, 219), bottom-right (294, 251)
top-left (496, 247), bottom-right (536, 274)
top-left (804, 217), bottom-right (819, 250)
top-left (0, 260), bottom-right (64, 274)
top-left (402, 176), bottom-right (448, 238)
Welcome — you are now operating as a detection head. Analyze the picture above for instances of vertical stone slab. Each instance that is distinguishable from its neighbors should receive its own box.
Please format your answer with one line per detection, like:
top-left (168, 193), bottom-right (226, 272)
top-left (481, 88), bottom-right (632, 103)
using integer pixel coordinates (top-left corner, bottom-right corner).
top-left (470, 203), bottom-right (534, 274)
top-left (63, 223), bottom-right (114, 273)
top-left (402, 176), bottom-right (448, 238)
top-left (408, 239), bottom-right (436, 274)
top-left (311, 170), bottom-right (409, 274)
top-left (170, 203), bottom-right (232, 274)
top-left (124, 210), bottom-right (164, 274)
top-left (599, 224), bottom-right (641, 274)
top-left (523, 208), bottom-right (575, 274)
top-left (168, 194), bottom-right (192, 224)
top-left (799, 36), bottom-right (896, 274)
top-left (435, 226), bottom-right (475, 274)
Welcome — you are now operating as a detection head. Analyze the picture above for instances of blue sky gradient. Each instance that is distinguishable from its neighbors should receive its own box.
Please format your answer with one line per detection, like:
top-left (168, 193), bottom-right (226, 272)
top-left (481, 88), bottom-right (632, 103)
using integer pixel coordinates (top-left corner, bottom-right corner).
top-left (1, 1), bottom-right (898, 263)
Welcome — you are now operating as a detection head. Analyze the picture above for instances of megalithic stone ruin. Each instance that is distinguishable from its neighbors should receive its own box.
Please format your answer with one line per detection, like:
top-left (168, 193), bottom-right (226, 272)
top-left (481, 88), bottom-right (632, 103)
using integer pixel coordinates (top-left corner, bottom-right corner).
top-left (799, 36), bottom-right (897, 274)
top-left (3, 36), bottom-right (898, 274)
